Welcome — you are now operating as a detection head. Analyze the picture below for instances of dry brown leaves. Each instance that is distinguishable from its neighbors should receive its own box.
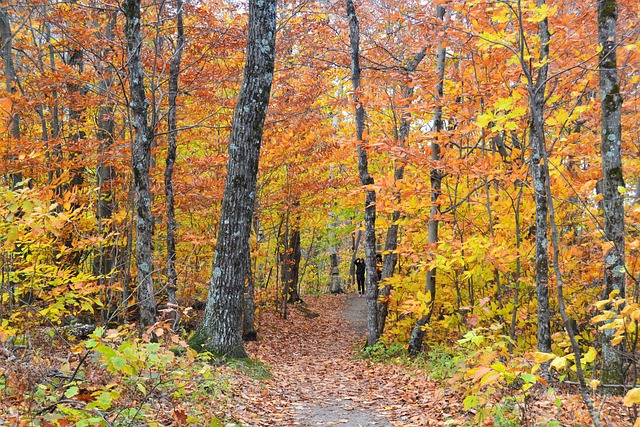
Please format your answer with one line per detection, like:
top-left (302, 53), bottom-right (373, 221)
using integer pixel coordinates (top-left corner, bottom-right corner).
top-left (236, 294), bottom-right (446, 426)
top-left (231, 293), bottom-right (632, 427)
top-left (0, 294), bottom-right (633, 427)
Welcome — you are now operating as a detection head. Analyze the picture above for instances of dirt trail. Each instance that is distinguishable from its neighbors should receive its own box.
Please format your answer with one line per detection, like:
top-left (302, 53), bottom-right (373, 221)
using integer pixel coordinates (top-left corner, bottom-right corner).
top-left (287, 294), bottom-right (392, 427)
top-left (243, 294), bottom-right (443, 427)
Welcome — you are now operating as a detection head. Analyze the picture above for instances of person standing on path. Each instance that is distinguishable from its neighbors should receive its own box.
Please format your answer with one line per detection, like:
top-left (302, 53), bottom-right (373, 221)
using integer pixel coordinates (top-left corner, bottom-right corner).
top-left (354, 257), bottom-right (365, 296)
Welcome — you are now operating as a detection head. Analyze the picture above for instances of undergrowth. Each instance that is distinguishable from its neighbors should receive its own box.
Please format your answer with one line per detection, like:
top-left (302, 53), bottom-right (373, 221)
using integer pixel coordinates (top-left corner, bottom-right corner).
top-left (0, 323), bottom-right (254, 426)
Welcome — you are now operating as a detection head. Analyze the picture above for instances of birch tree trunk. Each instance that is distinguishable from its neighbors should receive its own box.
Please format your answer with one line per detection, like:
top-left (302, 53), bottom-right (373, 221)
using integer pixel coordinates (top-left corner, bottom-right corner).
top-left (194, 0), bottom-right (276, 357)
top-left (408, 5), bottom-right (445, 356)
top-left (598, 0), bottom-right (625, 389)
top-left (165, 0), bottom-right (185, 329)
top-left (123, 0), bottom-right (157, 328)
top-left (346, 0), bottom-right (380, 347)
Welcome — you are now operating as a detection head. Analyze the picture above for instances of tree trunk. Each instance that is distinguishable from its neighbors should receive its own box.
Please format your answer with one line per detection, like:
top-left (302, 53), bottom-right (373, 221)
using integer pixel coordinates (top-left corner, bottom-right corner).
top-left (280, 203), bottom-right (302, 304)
top-left (94, 11), bottom-right (118, 323)
top-left (243, 253), bottom-right (258, 341)
top-left (0, 6), bottom-right (22, 188)
top-left (408, 5), bottom-right (445, 356)
top-left (598, 0), bottom-right (625, 389)
top-left (123, 0), bottom-right (157, 328)
top-left (377, 48), bottom-right (426, 336)
top-left (165, 0), bottom-right (185, 329)
top-left (329, 252), bottom-right (343, 294)
top-left (528, 0), bottom-right (552, 359)
top-left (285, 227), bottom-right (302, 303)
top-left (0, 6), bottom-right (21, 309)
top-left (194, 0), bottom-right (276, 357)
top-left (350, 229), bottom-right (362, 287)
top-left (346, 0), bottom-right (379, 347)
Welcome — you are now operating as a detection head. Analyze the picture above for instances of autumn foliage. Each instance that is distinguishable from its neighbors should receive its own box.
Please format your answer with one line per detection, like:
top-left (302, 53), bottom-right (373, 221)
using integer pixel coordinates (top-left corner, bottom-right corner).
top-left (1, 0), bottom-right (640, 425)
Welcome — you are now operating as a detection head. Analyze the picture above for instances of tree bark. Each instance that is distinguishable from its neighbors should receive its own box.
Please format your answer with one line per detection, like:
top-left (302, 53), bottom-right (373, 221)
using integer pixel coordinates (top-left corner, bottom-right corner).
top-left (194, 0), bottom-right (276, 357)
top-left (527, 0), bottom-right (552, 358)
top-left (123, 0), bottom-right (157, 328)
top-left (408, 5), bottom-right (445, 356)
top-left (243, 252), bottom-right (258, 341)
top-left (165, 0), bottom-right (185, 329)
top-left (346, 0), bottom-right (379, 347)
top-left (94, 11), bottom-right (118, 323)
top-left (280, 201), bottom-right (302, 305)
top-left (598, 0), bottom-right (625, 389)
top-left (349, 229), bottom-right (362, 286)
top-left (0, 6), bottom-right (22, 188)
top-left (282, 226), bottom-right (301, 303)
top-left (329, 252), bottom-right (343, 294)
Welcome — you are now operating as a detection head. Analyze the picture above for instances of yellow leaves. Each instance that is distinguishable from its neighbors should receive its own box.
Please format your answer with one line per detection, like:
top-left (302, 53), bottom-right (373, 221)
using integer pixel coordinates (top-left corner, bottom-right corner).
top-left (550, 356), bottom-right (568, 371)
top-left (476, 111), bottom-right (494, 129)
top-left (624, 388), bottom-right (640, 407)
top-left (620, 303), bottom-right (640, 321)
top-left (590, 311), bottom-right (614, 323)
top-left (546, 109), bottom-right (569, 127)
top-left (493, 97), bottom-right (511, 112)
top-left (581, 347), bottom-right (597, 364)
top-left (611, 335), bottom-right (624, 346)
top-left (0, 97), bottom-right (11, 133)
top-left (533, 352), bottom-right (555, 363)
top-left (476, 30), bottom-right (512, 50)
top-left (489, 4), bottom-right (512, 24)
top-left (466, 365), bottom-right (501, 387)
top-left (625, 39), bottom-right (640, 53)
top-left (524, 3), bottom-right (557, 23)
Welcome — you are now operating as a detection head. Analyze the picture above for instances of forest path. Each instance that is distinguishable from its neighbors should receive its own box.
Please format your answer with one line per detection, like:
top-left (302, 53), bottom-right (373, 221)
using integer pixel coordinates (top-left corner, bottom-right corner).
top-left (241, 293), bottom-right (447, 427)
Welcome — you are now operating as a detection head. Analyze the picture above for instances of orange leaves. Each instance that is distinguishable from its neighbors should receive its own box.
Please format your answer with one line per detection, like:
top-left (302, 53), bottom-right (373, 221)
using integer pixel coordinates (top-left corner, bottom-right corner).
top-left (0, 97), bottom-right (11, 133)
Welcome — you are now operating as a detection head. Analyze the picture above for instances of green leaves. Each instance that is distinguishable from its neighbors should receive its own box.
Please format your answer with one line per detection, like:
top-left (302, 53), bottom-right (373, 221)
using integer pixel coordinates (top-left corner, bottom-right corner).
top-left (64, 386), bottom-right (79, 399)
top-left (86, 390), bottom-right (120, 410)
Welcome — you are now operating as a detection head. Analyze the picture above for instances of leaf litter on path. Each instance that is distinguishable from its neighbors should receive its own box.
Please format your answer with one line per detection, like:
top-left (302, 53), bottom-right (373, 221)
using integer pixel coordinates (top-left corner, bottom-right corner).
top-left (238, 294), bottom-right (444, 427)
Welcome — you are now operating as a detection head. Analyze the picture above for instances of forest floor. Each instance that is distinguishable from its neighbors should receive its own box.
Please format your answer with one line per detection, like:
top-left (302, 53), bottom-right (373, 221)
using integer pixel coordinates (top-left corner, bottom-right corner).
top-left (236, 293), bottom-right (445, 426)
top-left (0, 293), bottom-right (632, 426)
top-left (230, 293), bottom-right (631, 427)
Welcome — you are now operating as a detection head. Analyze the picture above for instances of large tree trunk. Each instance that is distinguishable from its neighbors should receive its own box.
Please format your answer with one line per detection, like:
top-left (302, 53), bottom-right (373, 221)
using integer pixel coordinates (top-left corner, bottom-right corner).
top-left (346, 0), bottom-right (379, 347)
top-left (123, 0), bottom-right (157, 328)
top-left (194, 0), bottom-right (276, 357)
top-left (528, 0), bottom-right (552, 359)
top-left (377, 48), bottom-right (426, 336)
top-left (598, 0), bottom-right (625, 389)
top-left (165, 0), bottom-right (185, 329)
top-left (408, 5), bottom-right (445, 356)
